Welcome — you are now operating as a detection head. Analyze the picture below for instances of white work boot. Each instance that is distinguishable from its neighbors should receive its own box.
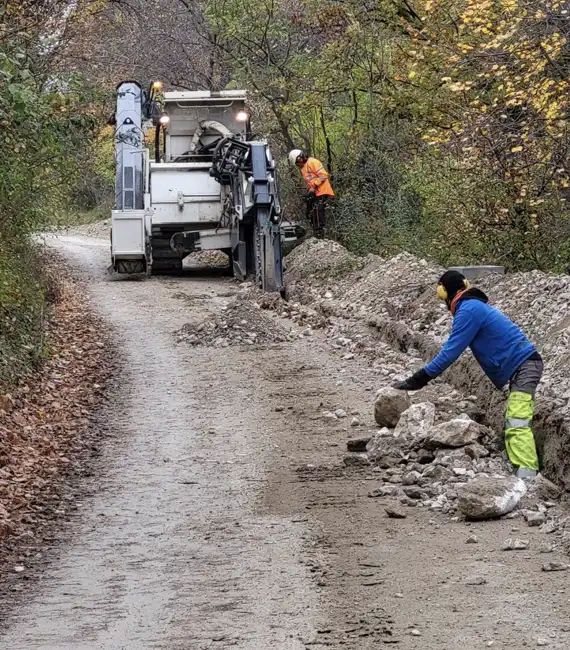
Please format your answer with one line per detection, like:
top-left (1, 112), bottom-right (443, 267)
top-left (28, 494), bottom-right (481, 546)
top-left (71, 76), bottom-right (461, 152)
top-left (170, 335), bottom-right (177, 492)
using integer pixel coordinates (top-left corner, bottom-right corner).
top-left (515, 467), bottom-right (538, 479)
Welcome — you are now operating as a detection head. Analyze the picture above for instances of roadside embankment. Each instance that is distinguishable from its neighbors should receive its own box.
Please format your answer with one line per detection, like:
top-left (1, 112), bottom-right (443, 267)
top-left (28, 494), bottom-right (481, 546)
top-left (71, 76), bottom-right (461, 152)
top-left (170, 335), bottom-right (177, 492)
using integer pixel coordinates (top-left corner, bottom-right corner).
top-left (284, 239), bottom-right (570, 491)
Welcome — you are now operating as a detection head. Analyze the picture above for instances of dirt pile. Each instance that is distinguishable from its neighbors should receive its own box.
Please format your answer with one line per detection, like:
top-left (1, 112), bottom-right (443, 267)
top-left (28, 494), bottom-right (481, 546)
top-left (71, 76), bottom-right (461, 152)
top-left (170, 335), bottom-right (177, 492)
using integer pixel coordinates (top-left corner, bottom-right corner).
top-left (177, 286), bottom-right (334, 349)
top-left (184, 250), bottom-right (229, 269)
top-left (285, 239), bottom-right (570, 491)
top-left (253, 289), bottom-right (330, 331)
top-left (177, 299), bottom-right (289, 347)
top-left (285, 238), bottom-right (363, 282)
top-left (0, 259), bottom-right (113, 575)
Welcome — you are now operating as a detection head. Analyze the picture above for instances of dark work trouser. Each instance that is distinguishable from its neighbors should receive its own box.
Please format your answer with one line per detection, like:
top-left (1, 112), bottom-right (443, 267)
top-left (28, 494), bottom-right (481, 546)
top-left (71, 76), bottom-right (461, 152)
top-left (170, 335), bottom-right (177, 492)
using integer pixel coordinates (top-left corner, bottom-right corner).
top-left (306, 195), bottom-right (329, 236)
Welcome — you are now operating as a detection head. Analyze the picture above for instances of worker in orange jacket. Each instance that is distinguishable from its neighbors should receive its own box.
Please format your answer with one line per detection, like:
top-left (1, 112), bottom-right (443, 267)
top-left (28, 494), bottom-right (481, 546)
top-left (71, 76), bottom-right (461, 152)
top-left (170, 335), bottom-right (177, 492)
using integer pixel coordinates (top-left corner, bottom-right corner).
top-left (289, 149), bottom-right (334, 238)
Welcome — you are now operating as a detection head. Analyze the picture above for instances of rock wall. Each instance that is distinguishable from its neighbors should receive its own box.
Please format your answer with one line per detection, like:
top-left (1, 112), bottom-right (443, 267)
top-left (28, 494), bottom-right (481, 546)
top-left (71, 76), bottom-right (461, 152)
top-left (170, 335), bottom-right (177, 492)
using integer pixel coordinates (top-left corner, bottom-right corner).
top-left (285, 239), bottom-right (570, 490)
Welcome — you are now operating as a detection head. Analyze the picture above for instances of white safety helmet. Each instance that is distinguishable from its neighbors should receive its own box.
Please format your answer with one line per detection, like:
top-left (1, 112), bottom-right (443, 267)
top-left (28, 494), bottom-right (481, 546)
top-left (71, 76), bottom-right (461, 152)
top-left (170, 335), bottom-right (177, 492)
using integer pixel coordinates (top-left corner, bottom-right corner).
top-left (288, 149), bottom-right (304, 166)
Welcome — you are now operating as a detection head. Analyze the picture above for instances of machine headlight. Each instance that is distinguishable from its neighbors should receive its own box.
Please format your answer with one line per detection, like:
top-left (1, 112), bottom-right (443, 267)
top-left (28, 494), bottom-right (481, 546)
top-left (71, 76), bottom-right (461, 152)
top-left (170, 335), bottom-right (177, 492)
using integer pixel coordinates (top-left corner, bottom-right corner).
top-left (236, 110), bottom-right (249, 122)
top-left (159, 113), bottom-right (170, 125)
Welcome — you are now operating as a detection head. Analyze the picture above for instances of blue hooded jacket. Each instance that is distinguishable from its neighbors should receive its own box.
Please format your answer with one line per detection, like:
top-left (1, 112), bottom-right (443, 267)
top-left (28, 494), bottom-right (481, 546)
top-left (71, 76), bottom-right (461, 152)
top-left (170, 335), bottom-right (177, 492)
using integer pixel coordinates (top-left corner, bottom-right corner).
top-left (424, 291), bottom-right (536, 389)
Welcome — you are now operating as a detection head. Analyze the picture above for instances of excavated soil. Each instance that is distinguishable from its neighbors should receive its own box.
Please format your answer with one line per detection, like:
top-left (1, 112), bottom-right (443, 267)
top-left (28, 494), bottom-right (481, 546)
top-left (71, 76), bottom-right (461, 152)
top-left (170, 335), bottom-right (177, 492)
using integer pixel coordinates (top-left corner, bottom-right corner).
top-left (285, 240), bottom-right (570, 491)
top-left (1, 232), bottom-right (570, 649)
top-left (176, 300), bottom-right (288, 346)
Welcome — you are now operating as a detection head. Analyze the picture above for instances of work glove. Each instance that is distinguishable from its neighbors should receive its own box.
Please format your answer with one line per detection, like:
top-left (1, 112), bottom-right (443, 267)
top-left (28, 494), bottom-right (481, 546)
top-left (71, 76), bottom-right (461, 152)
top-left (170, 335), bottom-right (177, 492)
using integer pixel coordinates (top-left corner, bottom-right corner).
top-left (304, 189), bottom-right (315, 203)
top-left (393, 368), bottom-right (431, 391)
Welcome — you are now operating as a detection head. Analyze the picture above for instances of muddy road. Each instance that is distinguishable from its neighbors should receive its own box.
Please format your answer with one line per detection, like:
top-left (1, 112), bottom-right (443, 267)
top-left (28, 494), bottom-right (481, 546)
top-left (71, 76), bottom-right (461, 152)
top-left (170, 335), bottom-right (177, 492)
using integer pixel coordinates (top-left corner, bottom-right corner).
top-left (1, 234), bottom-right (569, 649)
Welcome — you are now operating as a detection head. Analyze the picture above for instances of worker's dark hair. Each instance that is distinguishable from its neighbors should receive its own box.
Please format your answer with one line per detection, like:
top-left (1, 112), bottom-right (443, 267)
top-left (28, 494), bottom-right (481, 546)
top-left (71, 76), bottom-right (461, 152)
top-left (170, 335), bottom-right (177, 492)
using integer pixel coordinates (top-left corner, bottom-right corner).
top-left (438, 270), bottom-right (467, 302)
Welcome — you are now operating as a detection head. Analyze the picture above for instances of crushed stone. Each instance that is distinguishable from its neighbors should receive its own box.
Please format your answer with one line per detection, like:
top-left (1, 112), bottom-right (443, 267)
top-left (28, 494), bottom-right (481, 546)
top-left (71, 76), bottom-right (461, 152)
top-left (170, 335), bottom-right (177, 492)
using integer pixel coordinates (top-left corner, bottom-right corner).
top-left (177, 300), bottom-right (288, 347)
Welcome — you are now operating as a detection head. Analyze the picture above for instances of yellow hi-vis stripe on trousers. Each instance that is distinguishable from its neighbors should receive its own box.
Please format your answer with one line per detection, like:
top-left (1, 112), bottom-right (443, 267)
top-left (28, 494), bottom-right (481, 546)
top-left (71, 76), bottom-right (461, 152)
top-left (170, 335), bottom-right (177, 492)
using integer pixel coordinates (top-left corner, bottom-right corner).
top-left (504, 391), bottom-right (539, 471)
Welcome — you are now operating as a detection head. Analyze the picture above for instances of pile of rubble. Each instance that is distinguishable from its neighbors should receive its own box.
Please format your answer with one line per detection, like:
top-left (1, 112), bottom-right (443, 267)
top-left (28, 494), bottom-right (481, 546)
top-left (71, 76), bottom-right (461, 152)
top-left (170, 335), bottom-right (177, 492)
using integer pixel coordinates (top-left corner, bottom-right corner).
top-left (345, 388), bottom-right (567, 544)
top-left (352, 388), bottom-right (513, 517)
top-left (177, 301), bottom-right (287, 347)
top-left (285, 239), bottom-right (570, 491)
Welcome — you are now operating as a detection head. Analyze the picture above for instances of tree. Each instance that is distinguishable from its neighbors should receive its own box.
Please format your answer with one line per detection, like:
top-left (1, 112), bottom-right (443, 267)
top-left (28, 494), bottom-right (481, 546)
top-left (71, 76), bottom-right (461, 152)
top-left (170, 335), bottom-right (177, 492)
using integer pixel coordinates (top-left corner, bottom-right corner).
top-left (407, 0), bottom-right (570, 269)
top-left (0, 0), bottom-right (106, 380)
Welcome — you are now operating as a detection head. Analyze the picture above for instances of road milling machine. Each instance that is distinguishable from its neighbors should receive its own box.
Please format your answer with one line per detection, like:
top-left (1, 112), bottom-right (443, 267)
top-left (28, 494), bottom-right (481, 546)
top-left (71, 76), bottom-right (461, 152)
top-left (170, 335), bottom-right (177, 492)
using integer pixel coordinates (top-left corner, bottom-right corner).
top-left (110, 81), bottom-right (303, 293)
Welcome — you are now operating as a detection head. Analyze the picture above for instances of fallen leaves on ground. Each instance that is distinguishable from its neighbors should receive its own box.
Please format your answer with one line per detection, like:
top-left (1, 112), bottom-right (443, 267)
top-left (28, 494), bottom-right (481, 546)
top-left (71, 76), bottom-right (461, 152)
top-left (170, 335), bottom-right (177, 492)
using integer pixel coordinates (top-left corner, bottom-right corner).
top-left (0, 256), bottom-right (114, 573)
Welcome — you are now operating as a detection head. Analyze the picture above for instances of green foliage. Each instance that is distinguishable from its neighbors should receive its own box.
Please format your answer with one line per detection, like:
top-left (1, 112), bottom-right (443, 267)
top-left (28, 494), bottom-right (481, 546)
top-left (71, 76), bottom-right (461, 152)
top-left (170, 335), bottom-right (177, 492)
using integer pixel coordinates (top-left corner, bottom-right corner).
top-left (68, 125), bottom-right (115, 213)
top-left (0, 10), bottom-right (110, 382)
top-left (0, 236), bottom-right (49, 383)
top-left (0, 47), bottom-right (105, 234)
top-left (201, 0), bottom-right (570, 272)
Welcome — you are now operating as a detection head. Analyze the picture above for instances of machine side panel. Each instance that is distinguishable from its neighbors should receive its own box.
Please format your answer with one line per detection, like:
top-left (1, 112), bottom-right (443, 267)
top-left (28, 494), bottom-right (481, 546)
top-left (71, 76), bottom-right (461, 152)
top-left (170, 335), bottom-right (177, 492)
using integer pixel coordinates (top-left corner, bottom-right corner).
top-left (150, 167), bottom-right (223, 224)
top-left (151, 204), bottom-right (222, 224)
top-left (111, 210), bottom-right (146, 256)
top-left (150, 169), bottom-right (220, 202)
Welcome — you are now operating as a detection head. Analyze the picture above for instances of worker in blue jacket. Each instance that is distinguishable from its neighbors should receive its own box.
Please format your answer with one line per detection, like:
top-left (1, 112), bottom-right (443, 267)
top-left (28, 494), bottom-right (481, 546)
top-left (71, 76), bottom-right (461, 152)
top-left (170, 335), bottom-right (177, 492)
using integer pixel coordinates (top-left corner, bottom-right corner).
top-left (394, 270), bottom-right (543, 479)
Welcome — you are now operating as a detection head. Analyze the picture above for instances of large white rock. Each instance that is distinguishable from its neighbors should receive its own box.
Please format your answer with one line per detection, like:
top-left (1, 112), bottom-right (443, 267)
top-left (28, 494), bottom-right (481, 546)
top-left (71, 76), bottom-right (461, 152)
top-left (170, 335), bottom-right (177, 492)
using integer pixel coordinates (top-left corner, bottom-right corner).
top-left (426, 418), bottom-right (483, 449)
top-left (394, 402), bottom-right (436, 438)
top-left (457, 477), bottom-right (527, 519)
top-left (374, 387), bottom-right (411, 428)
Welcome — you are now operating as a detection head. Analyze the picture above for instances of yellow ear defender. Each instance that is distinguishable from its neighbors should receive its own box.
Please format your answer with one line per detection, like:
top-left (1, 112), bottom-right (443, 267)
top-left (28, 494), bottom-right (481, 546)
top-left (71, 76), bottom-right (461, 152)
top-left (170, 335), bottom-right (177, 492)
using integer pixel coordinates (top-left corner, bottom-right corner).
top-left (436, 278), bottom-right (470, 302)
top-left (437, 284), bottom-right (448, 301)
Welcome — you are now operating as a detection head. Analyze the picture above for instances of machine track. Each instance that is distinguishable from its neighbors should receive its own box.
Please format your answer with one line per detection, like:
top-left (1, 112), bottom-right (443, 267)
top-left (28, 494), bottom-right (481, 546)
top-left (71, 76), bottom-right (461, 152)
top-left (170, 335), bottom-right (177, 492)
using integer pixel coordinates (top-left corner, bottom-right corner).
top-left (150, 226), bottom-right (184, 273)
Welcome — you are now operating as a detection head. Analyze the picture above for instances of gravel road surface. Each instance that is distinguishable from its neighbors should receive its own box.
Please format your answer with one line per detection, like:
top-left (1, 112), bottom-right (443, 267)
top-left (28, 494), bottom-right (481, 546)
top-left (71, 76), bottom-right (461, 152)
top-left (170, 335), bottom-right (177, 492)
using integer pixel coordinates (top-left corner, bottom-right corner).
top-left (1, 233), bottom-right (569, 649)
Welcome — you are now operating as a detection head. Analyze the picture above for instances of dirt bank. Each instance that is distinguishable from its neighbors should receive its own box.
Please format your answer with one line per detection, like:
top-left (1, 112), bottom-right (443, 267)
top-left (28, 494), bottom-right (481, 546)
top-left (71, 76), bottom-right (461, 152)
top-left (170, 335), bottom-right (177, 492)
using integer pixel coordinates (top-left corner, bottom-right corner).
top-left (284, 239), bottom-right (570, 491)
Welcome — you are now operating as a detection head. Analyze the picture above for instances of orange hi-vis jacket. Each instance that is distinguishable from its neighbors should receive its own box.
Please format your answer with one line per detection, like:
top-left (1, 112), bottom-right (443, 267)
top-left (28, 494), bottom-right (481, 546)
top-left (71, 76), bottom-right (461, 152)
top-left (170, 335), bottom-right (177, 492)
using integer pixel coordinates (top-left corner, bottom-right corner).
top-left (301, 157), bottom-right (334, 197)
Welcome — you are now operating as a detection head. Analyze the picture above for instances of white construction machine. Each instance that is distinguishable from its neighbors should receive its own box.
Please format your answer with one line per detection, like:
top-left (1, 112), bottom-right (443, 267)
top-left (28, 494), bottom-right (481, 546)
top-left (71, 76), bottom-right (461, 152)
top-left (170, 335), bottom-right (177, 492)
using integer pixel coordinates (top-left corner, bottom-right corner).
top-left (109, 81), bottom-right (304, 293)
